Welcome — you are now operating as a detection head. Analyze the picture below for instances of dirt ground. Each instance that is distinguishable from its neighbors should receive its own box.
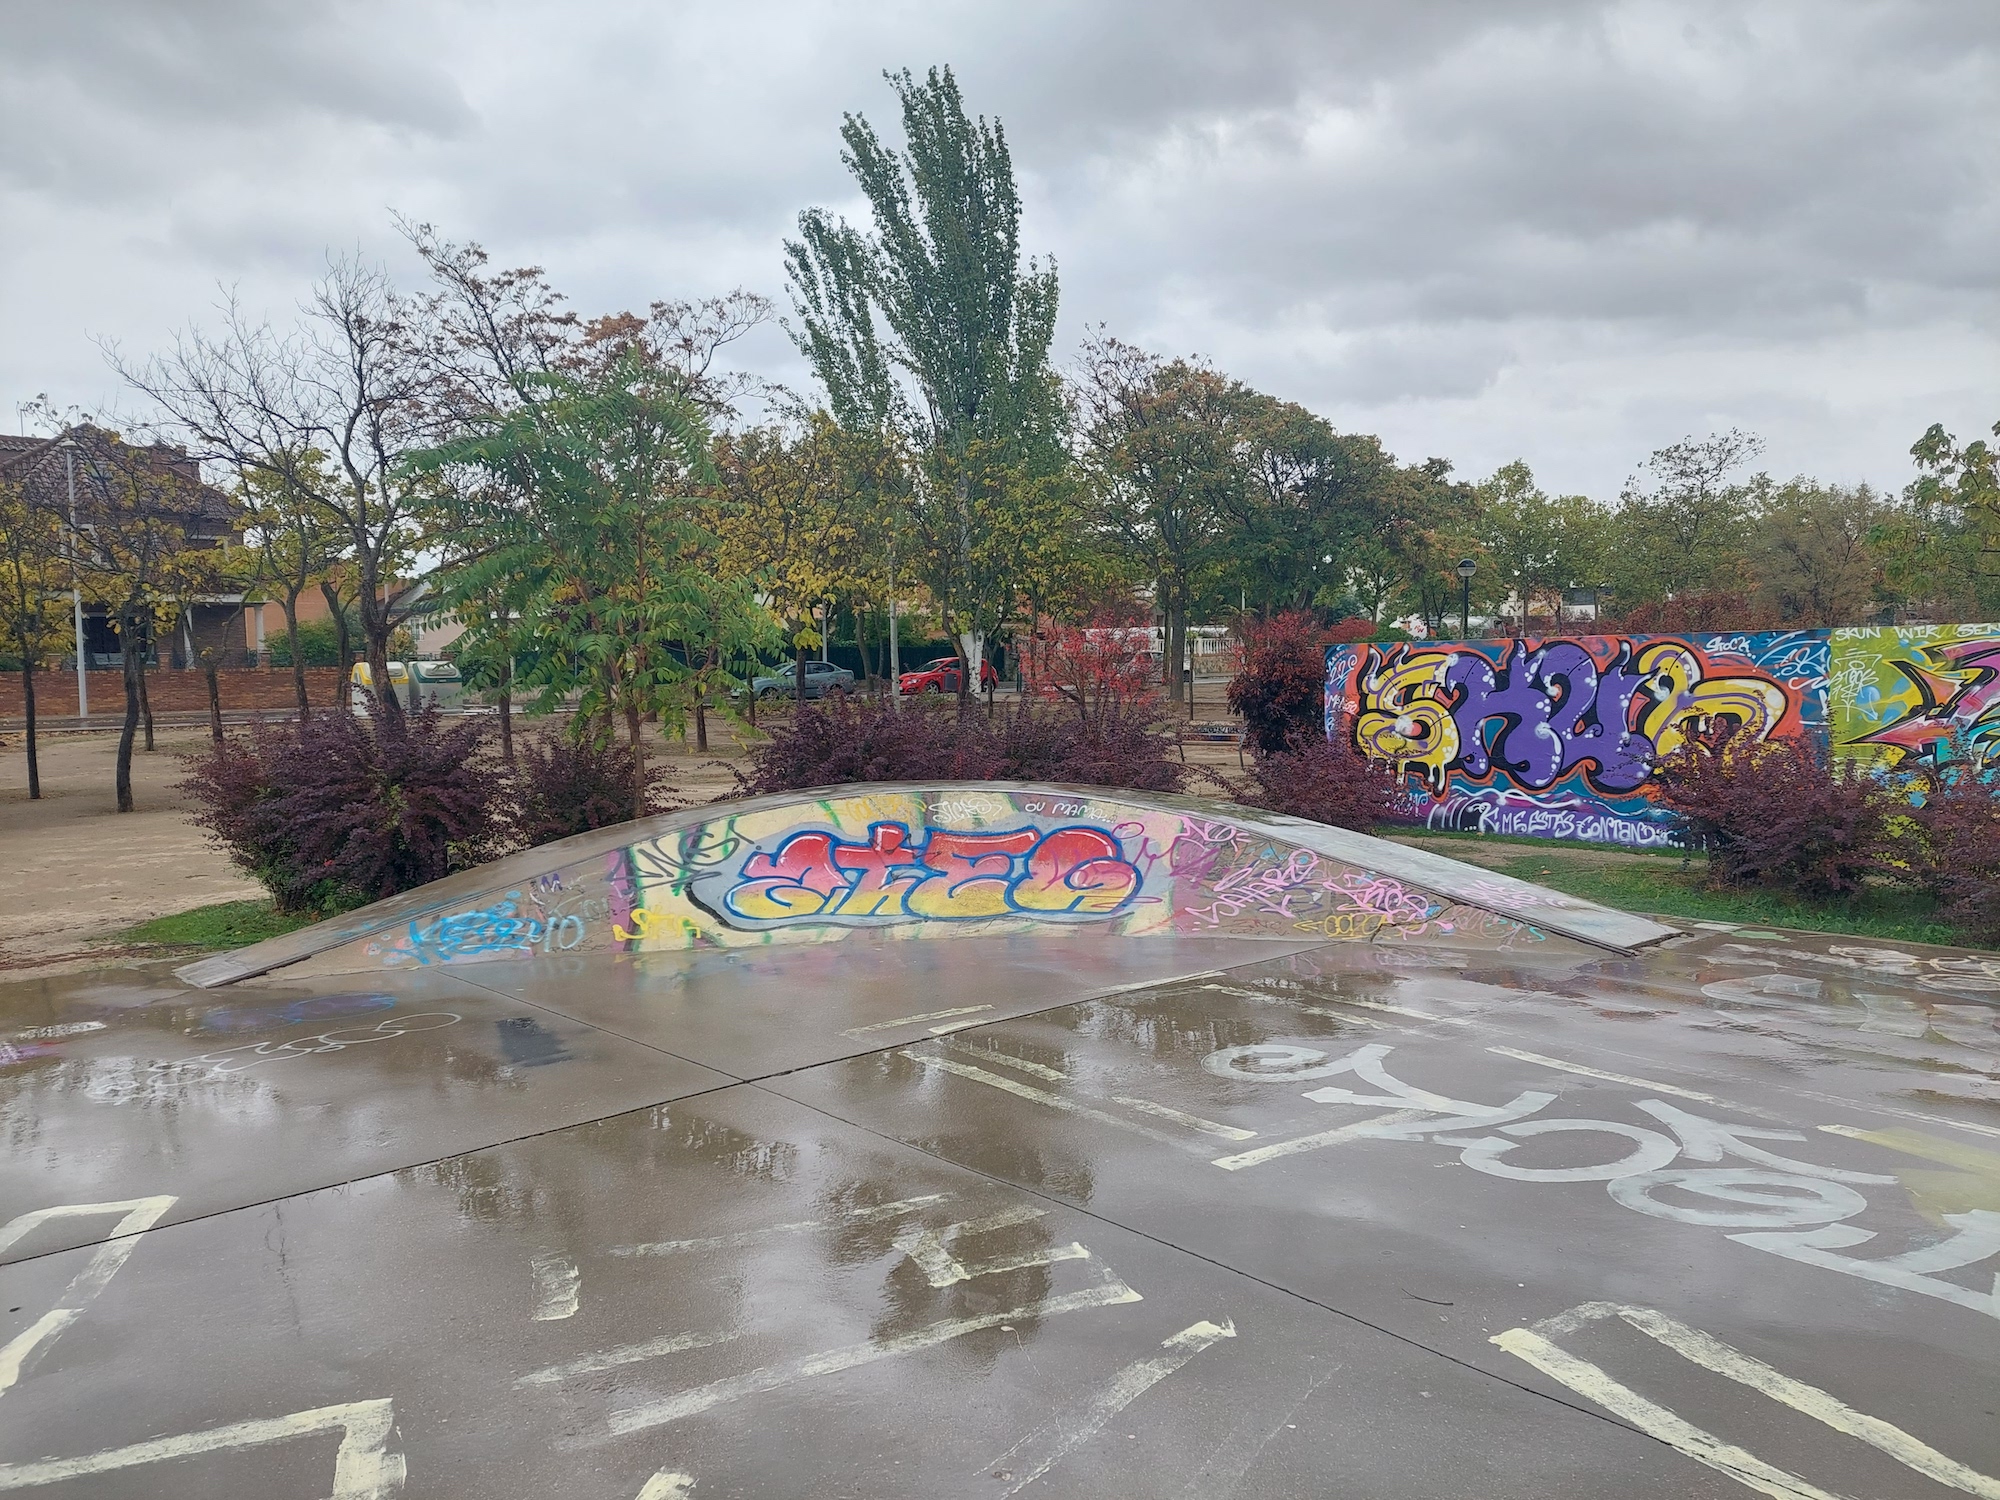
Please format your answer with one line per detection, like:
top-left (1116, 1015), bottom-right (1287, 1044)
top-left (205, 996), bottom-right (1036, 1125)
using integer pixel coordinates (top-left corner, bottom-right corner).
top-left (0, 705), bottom-right (1255, 981)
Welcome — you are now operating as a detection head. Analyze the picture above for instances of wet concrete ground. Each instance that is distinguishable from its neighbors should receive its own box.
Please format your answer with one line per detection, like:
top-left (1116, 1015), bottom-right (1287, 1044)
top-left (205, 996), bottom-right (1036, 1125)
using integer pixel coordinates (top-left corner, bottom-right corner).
top-left (2, 924), bottom-right (1996, 1497)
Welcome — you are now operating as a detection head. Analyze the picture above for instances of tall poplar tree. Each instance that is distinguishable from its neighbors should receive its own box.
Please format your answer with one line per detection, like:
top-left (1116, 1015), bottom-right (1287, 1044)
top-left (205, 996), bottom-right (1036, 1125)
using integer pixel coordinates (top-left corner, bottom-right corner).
top-left (786, 66), bottom-right (1063, 703)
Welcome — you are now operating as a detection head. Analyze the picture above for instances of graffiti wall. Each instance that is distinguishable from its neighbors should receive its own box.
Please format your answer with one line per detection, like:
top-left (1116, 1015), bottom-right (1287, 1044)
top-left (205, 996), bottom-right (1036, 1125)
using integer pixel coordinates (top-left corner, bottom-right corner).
top-left (1828, 624), bottom-right (2000, 775)
top-left (1328, 625), bottom-right (2000, 847)
top-left (283, 788), bottom-right (1567, 979)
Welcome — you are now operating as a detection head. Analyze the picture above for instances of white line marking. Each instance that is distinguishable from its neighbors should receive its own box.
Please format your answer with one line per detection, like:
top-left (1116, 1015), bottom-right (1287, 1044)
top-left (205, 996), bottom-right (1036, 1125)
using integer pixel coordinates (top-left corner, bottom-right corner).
top-left (531, 1253), bottom-right (580, 1321)
top-left (635, 1472), bottom-right (695, 1500)
top-left (997, 1318), bottom-right (1238, 1495)
top-left (606, 1280), bottom-right (1143, 1434)
top-left (518, 1329), bottom-right (743, 1387)
top-left (894, 1205), bottom-right (1073, 1286)
top-left (843, 1006), bottom-right (993, 1037)
top-left (612, 1196), bottom-right (947, 1257)
top-left (1211, 1111), bottom-right (1428, 1171)
top-left (0, 1398), bottom-right (405, 1497)
top-left (1798, 1093), bottom-right (2000, 1141)
top-left (0, 1196), bottom-right (176, 1402)
top-left (1111, 1096), bottom-right (1256, 1141)
top-left (0, 1196), bottom-right (178, 1295)
top-left (1491, 1328), bottom-right (1841, 1499)
top-left (948, 1043), bottom-right (1070, 1082)
top-left (1605, 1304), bottom-right (2000, 1498)
top-left (0, 1312), bottom-right (77, 1396)
top-left (1089, 970), bottom-right (1228, 998)
top-left (929, 1019), bottom-right (986, 1035)
top-left (1313, 996), bottom-right (1473, 1025)
top-left (1488, 1046), bottom-right (1776, 1116)
top-left (904, 1053), bottom-right (1199, 1150)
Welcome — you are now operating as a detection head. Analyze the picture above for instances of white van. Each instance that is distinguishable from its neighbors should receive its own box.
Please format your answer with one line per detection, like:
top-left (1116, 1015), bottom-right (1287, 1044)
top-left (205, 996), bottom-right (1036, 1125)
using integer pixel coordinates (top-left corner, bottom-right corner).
top-left (349, 660), bottom-right (471, 716)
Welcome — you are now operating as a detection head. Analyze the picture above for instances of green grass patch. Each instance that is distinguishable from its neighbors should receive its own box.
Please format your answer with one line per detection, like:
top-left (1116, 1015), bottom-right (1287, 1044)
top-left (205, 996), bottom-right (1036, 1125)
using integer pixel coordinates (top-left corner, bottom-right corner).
top-left (119, 899), bottom-right (317, 953)
top-left (1484, 853), bottom-right (1961, 946)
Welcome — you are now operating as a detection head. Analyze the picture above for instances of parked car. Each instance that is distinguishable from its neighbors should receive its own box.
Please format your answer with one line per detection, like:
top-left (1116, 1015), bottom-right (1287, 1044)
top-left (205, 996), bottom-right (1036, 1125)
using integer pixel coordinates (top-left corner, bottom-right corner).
top-left (898, 657), bottom-right (999, 695)
top-left (350, 659), bottom-right (474, 716)
top-left (750, 660), bottom-right (856, 700)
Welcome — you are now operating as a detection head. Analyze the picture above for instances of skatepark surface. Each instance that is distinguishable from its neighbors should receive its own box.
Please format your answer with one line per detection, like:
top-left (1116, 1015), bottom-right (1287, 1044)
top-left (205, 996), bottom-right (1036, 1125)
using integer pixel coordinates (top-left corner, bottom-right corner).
top-left (1, 784), bottom-right (1996, 1498)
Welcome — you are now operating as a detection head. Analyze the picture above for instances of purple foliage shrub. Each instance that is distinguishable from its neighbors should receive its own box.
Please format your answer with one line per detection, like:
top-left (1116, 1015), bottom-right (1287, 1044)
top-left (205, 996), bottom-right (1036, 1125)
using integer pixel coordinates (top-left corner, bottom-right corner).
top-left (181, 699), bottom-right (508, 914)
top-left (508, 730), bottom-right (679, 848)
top-left (1895, 756), bottom-right (2000, 945)
top-left (1236, 731), bottom-right (1408, 832)
top-left (733, 696), bottom-right (1183, 796)
top-left (1227, 612), bottom-right (1330, 757)
top-left (1654, 731), bottom-right (1890, 898)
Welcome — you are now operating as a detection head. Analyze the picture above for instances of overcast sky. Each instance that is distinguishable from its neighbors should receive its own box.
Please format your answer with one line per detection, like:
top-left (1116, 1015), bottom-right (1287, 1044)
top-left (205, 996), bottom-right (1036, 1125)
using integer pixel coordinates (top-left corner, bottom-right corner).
top-left (3, 0), bottom-right (1994, 498)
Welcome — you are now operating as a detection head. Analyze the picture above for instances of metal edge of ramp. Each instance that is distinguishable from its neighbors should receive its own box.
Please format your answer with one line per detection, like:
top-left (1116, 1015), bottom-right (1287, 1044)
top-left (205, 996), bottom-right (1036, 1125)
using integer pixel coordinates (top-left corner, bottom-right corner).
top-left (175, 782), bottom-right (1673, 988)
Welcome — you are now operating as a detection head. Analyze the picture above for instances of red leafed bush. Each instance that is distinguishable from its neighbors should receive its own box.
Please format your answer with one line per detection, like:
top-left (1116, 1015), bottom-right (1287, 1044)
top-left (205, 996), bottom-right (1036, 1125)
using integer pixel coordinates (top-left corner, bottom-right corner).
top-left (1236, 731), bottom-right (1408, 832)
top-left (1325, 616), bottom-right (1379, 645)
top-left (1654, 731), bottom-right (1890, 897)
top-left (507, 730), bottom-right (680, 849)
top-left (733, 695), bottom-right (1183, 797)
top-left (1603, 591), bottom-right (1778, 634)
top-left (181, 700), bottom-right (508, 914)
top-left (1227, 611), bottom-right (1331, 756)
top-left (1019, 616), bottom-right (1161, 728)
top-left (1894, 758), bottom-right (2000, 945)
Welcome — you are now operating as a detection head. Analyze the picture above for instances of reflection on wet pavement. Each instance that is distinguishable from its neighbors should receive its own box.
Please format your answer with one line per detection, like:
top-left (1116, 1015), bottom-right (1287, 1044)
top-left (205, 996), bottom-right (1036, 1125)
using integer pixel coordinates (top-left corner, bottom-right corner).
top-left (1, 924), bottom-right (1996, 1496)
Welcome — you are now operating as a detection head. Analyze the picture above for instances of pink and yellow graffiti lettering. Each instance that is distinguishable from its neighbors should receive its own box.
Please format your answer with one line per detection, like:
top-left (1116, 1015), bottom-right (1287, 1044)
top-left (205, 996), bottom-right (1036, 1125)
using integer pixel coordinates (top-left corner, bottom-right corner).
top-left (828, 822), bottom-right (928, 917)
top-left (906, 829), bottom-right (1040, 918)
top-left (726, 832), bottom-right (848, 920)
top-left (1013, 827), bottom-right (1142, 914)
top-left (1634, 641), bottom-right (1789, 757)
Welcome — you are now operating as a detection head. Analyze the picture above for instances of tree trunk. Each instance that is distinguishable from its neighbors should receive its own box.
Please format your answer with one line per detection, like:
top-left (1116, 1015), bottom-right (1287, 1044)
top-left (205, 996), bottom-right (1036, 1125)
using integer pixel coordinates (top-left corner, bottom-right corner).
top-left (116, 614), bottom-right (140, 812)
top-left (322, 580), bottom-right (351, 707)
top-left (956, 628), bottom-right (984, 718)
top-left (205, 663), bottom-right (224, 743)
top-left (1164, 592), bottom-right (1186, 705)
top-left (20, 659), bottom-right (39, 800)
top-left (694, 644), bottom-right (716, 753)
top-left (794, 638), bottom-right (808, 705)
top-left (498, 654), bottom-right (514, 766)
top-left (282, 594), bottom-right (310, 719)
top-left (623, 697), bottom-right (648, 822)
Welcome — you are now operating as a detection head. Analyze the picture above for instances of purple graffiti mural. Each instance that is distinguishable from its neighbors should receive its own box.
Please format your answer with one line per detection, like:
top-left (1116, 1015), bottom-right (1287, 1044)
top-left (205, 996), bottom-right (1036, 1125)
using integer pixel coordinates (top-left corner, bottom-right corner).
top-left (1331, 630), bottom-right (1828, 845)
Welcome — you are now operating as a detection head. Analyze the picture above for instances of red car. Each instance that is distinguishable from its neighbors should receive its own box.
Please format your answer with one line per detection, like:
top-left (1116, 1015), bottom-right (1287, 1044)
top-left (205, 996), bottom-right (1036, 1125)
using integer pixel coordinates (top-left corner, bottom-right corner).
top-left (899, 657), bottom-right (1000, 694)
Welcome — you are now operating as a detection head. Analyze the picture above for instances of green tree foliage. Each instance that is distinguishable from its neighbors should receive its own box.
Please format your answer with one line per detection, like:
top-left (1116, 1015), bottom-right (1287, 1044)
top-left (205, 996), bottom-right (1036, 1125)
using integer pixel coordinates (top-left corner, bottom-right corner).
top-left (786, 66), bottom-right (1065, 699)
top-left (415, 349), bottom-right (760, 816)
top-left (0, 462), bottom-right (71, 798)
top-left (1747, 478), bottom-right (1890, 627)
top-left (1474, 461), bottom-right (1613, 629)
top-left (1076, 336), bottom-right (1245, 700)
top-left (1612, 429), bottom-right (1762, 601)
top-left (1228, 404), bottom-right (1402, 621)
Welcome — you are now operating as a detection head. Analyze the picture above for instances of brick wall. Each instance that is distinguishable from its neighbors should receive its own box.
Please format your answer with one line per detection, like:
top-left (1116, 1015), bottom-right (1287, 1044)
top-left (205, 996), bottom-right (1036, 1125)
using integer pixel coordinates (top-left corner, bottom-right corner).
top-left (1, 668), bottom-right (345, 718)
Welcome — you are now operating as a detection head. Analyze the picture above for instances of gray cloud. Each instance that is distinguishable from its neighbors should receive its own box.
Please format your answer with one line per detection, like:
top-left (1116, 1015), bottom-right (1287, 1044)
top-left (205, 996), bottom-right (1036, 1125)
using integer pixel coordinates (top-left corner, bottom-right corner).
top-left (2, 0), bottom-right (1993, 497)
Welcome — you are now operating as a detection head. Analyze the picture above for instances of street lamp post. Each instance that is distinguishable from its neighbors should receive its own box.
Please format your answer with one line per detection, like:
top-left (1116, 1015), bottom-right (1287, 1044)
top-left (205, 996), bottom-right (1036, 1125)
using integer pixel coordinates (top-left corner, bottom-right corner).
top-left (1456, 557), bottom-right (1476, 639)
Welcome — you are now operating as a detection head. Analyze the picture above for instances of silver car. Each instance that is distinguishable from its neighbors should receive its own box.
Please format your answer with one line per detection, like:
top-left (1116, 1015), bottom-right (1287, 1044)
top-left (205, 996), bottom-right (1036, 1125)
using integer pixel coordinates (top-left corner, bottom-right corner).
top-left (750, 660), bottom-right (856, 700)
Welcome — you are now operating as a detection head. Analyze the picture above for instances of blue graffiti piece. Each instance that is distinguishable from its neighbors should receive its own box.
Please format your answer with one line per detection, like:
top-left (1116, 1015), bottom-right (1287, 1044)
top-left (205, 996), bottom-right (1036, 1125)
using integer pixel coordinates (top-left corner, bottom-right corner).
top-left (198, 993), bottom-right (398, 1033)
top-left (1443, 639), bottom-right (1655, 794)
top-left (394, 900), bottom-right (576, 968)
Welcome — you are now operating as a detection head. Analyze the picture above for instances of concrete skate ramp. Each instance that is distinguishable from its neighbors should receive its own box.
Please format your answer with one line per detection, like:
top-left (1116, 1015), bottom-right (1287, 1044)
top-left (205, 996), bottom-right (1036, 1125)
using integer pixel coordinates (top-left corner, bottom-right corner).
top-left (176, 783), bottom-right (1673, 988)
